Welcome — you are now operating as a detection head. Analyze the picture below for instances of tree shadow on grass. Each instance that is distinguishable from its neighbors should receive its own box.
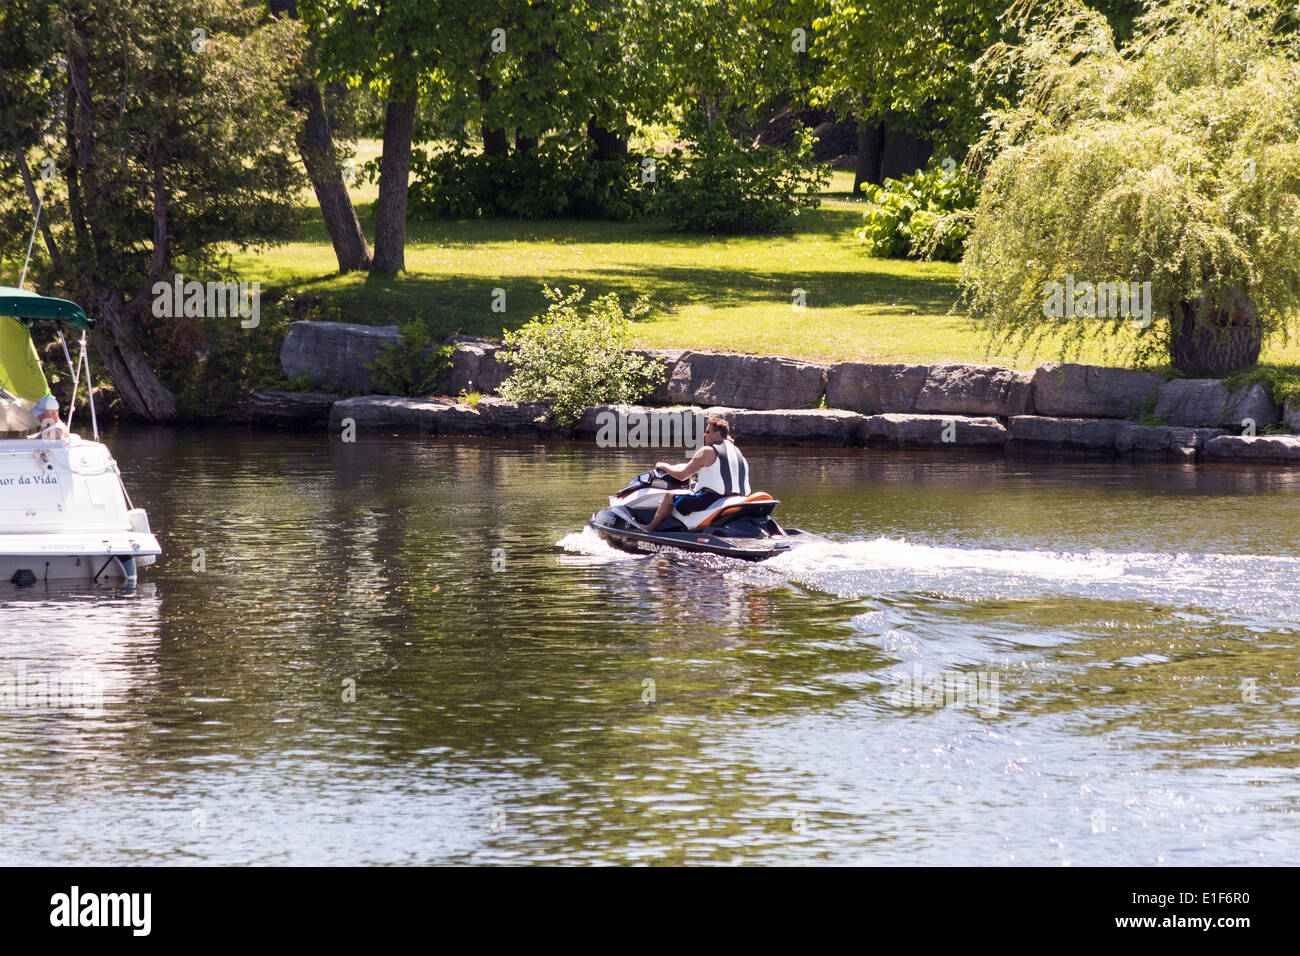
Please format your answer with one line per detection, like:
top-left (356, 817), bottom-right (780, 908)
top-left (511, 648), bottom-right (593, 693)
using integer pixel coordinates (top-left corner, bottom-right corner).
top-left (280, 260), bottom-right (960, 343)
top-left (309, 201), bottom-right (869, 250)
top-left (572, 262), bottom-right (959, 312)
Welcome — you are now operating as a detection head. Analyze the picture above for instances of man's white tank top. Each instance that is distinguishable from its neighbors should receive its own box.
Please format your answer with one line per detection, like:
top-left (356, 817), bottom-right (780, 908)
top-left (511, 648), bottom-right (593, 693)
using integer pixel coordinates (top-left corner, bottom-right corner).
top-left (696, 439), bottom-right (750, 495)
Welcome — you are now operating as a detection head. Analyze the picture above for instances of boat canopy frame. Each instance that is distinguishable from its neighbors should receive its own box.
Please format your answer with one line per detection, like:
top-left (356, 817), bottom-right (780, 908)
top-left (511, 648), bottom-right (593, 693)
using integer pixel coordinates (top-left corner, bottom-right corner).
top-left (1, 202), bottom-right (99, 439)
top-left (0, 286), bottom-right (99, 441)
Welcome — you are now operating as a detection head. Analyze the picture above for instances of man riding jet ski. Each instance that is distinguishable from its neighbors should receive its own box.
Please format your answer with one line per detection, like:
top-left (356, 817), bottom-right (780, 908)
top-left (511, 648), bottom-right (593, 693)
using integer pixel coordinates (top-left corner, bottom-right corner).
top-left (639, 416), bottom-right (749, 531)
top-left (588, 416), bottom-right (817, 561)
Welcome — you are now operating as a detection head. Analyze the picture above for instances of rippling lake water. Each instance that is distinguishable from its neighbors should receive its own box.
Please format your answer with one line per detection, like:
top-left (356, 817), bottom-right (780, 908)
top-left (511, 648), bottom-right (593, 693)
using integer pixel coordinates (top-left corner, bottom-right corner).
top-left (3, 427), bottom-right (1299, 864)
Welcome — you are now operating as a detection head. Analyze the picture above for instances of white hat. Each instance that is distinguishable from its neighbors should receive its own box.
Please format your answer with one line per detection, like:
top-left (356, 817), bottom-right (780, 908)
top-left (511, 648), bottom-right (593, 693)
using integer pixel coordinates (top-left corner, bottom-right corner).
top-left (32, 395), bottom-right (60, 416)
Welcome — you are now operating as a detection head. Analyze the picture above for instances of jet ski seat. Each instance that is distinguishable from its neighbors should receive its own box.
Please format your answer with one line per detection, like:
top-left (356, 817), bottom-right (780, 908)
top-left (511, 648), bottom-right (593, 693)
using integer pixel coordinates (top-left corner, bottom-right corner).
top-left (678, 492), bottom-right (778, 531)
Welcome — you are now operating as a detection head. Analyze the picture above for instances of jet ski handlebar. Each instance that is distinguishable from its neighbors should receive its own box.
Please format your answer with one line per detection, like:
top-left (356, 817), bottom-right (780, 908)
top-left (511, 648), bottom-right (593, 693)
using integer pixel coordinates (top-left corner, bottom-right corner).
top-left (616, 468), bottom-right (691, 497)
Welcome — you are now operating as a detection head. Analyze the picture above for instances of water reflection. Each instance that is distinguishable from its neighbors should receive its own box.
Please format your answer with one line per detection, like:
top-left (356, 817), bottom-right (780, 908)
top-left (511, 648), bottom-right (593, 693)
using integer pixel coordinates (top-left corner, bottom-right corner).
top-left (1, 428), bottom-right (1298, 864)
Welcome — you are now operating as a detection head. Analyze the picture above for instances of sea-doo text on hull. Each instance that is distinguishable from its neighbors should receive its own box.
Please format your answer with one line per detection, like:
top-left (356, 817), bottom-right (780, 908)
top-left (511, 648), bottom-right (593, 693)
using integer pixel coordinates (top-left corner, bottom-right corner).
top-left (589, 469), bottom-right (818, 561)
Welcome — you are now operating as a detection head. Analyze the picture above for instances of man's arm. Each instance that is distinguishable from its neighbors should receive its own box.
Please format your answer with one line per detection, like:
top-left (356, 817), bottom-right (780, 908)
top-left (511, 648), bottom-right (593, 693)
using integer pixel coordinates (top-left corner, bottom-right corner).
top-left (656, 446), bottom-right (715, 481)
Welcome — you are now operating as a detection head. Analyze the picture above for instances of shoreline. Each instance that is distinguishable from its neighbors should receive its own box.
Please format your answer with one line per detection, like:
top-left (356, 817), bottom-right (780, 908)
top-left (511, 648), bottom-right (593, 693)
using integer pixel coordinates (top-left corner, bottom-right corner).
top-left (245, 320), bottom-right (1300, 465)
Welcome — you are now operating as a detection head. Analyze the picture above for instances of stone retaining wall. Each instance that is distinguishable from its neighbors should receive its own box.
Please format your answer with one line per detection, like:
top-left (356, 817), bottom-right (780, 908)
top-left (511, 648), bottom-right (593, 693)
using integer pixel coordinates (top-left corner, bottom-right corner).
top-left (269, 321), bottom-right (1300, 463)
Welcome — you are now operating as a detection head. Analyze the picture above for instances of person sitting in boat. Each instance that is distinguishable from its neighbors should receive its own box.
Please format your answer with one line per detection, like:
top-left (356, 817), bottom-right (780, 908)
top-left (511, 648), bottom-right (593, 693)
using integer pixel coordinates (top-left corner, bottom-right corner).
top-left (26, 394), bottom-right (70, 440)
top-left (638, 416), bottom-right (750, 532)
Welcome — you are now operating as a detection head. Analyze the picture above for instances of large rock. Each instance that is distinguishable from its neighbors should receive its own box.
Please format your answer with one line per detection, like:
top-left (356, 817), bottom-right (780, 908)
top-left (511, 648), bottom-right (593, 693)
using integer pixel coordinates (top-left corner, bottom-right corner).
top-left (1008, 416), bottom-right (1125, 451)
top-left (726, 409), bottom-right (868, 446)
top-left (327, 395), bottom-right (449, 433)
top-left (281, 321), bottom-right (401, 393)
top-left (1114, 424), bottom-right (1224, 460)
top-left (863, 413), bottom-right (1008, 447)
top-left (448, 342), bottom-right (511, 395)
top-left (574, 405), bottom-right (706, 448)
top-left (435, 404), bottom-right (487, 435)
top-left (1154, 379), bottom-right (1281, 429)
top-left (825, 362), bottom-right (929, 414)
top-left (914, 363), bottom-right (1033, 417)
top-left (632, 349), bottom-right (688, 405)
top-left (667, 352), bottom-right (828, 410)
top-left (473, 397), bottom-right (556, 434)
top-left (1202, 434), bottom-right (1300, 463)
top-left (1286, 399), bottom-right (1300, 434)
top-left (1032, 363), bottom-right (1165, 418)
top-left (249, 390), bottom-right (341, 427)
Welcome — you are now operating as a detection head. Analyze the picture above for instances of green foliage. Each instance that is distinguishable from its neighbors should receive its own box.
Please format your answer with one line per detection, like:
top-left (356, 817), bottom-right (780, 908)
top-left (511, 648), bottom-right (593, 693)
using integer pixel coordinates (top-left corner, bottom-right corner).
top-left (0, 0), bottom-right (305, 300)
top-left (498, 286), bottom-right (663, 426)
top-left (1222, 365), bottom-right (1300, 410)
top-left (1135, 394), bottom-right (1168, 426)
top-left (304, 1), bottom-right (660, 156)
top-left (656, 129), bottom-right (828, 233)
top-left (408, 141), bottom-right (653, 221)
top-left (961, 0), bottom-right (1300, 369)
top-left (0, 0), bottom-right (305, 421)
top-left (652, 0), bottom-right (826, 140)
top-left (154, 294), bottom-right (301, 419)
top-left (285, 372), bottom-right (323, 392)
top-left (857, 163), bottom-right (977, 262)
top-left (367, 322), bottom-right (454, 397)
top-left (814, 0), bottom-right (1013, 158)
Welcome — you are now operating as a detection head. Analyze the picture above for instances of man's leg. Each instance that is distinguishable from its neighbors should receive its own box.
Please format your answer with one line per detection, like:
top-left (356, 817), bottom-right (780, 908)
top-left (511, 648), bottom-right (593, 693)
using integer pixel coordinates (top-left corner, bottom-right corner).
top-left (642, 494), bottom-right (676, 532)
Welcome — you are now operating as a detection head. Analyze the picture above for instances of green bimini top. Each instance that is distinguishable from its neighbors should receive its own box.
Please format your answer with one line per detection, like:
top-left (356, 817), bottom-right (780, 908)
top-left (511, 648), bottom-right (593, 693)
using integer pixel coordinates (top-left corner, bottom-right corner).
top-left (0, 286), bottom-right (87, 402)
top-left (0, 285), bottom-right (94, 329)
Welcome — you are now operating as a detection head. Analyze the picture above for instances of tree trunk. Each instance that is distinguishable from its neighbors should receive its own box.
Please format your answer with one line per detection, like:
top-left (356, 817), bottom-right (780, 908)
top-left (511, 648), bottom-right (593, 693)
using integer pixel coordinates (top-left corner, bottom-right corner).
top-left (301, 80), bottom-right (372, 272)
top-left (370, 91), bottom-right (417, 277)
top-left (482, 125), bottom-right (509, 156)
top-left (587, 118), bottom-right (628, 161)
top-left (1170, 289), bottom-right (1263, 375)
top-left (854, 120), bottom-right (884, 194)
top-left (515, 131), bottom-right (538, 155)
top-left (93, 285), bottom-right (178, 421)
top-left (879, 125), bottom-right (933, 181)
top-left (270, 0), bottom-right (370, 272)
top-left (478, 73), bottom-right (508, 157)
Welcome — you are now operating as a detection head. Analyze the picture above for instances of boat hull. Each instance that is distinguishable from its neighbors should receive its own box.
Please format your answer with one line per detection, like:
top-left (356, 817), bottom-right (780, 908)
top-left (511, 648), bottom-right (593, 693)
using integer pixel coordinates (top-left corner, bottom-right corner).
top-left (589, 509), bottom-right (816, 562)
top-left (1, 533), bottom-right (160, 586)
top-left (1, 437), bottom-right (161, 586)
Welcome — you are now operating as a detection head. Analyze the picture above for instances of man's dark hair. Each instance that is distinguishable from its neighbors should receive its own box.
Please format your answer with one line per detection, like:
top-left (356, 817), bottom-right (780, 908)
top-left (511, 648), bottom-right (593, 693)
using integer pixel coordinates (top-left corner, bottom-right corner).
top-left (706, 416), bottom-right (730, 439)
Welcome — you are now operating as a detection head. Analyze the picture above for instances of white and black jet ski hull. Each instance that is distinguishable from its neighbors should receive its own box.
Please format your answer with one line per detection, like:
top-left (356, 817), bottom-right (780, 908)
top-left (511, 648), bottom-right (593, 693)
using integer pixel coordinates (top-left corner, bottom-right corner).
top-left (589, 508), bottom-right (816, 561)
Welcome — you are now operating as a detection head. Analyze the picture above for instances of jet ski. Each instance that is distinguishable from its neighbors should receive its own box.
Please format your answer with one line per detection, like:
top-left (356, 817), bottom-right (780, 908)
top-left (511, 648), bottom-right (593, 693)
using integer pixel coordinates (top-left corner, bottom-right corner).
top-left (588, 469), bottom-right (818, 561)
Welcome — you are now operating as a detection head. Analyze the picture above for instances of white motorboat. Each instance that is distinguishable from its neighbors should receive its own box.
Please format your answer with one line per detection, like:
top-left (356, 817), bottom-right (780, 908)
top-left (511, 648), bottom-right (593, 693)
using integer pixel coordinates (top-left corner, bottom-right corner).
top-left (1, 286), bottom-right (161, 587)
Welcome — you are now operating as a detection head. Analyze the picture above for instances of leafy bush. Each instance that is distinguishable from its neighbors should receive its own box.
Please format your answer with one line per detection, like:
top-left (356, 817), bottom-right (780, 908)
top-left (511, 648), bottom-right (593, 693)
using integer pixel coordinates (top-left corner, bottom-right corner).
top-left (407, 140), bottom-right (652, 221)
top-left (857, 163), bottom-right (976, 262)
top-left (146, 289), bottom-right (304, 418)
top-left (656, 128), bottom-right (828, 233)
top-left (367, 322), bottom-right (455, 397)
top-left (1223, 365), bottom-right (1300, 410)
top-left (498, 286), bottom-right (664, 426)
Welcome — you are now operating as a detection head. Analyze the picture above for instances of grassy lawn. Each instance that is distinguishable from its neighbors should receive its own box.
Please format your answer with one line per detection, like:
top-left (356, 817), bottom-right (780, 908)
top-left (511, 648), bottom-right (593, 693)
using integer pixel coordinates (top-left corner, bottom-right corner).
top-left (231, 155), bottom-right (1300, 370)
top-left (11, 141), bottom-right (1300, 373)
top-left (223, 154), bottom-right (1011, 367)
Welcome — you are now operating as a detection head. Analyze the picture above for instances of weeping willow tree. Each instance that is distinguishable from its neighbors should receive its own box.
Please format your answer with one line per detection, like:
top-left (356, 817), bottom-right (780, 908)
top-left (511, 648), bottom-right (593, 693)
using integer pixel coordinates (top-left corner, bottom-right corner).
top-left (961, 0), bottom-right (1300, 375)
